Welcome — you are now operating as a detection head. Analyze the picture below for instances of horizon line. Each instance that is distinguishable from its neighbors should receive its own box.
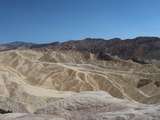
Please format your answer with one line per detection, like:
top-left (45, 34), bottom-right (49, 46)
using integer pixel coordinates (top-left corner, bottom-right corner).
top-left (0, 35), bottom-right (160, 44)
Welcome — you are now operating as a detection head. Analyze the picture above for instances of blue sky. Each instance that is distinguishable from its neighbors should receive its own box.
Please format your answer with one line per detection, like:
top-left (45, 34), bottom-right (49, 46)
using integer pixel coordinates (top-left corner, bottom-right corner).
top-left (0, 0), bottom-right (160, 43)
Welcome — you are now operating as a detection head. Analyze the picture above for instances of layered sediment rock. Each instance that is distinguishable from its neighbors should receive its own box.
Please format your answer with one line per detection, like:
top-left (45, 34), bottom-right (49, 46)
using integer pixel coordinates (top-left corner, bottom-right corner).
top-left (0, 49), bottom-right (159, 119)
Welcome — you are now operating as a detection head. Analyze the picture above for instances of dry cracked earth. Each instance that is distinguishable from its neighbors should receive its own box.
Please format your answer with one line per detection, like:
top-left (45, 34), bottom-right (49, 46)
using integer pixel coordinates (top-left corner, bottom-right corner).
top-left (0, 39), bottom-right (160, 120)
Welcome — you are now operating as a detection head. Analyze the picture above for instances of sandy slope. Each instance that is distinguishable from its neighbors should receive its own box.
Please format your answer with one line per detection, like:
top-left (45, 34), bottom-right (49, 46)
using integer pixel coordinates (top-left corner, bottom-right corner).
top-left (0, 50), bottom-right (159, 102)
top-left (0, 92), bottom-right (160, 120)
top-left (0, 50), bottom-right (159, 119)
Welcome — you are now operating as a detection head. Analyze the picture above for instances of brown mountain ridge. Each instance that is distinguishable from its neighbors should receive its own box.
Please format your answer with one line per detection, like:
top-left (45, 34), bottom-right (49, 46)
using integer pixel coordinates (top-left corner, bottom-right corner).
top-left (1, 37), bottom-right (160, 63)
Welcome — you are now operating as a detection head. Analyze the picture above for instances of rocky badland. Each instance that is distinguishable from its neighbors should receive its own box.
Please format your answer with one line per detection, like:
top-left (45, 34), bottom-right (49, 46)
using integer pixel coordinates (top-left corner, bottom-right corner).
top-left (0, 37), bottom-right (160, 120)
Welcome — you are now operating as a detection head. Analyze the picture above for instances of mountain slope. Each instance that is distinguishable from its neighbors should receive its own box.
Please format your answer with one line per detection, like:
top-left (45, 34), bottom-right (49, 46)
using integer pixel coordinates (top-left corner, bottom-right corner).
top-left (0, 38), bottom-right (160, 119)
top-left (1, 37), bottom-right (160, 62)
top-left (0, 50), bottom-right (160, 104)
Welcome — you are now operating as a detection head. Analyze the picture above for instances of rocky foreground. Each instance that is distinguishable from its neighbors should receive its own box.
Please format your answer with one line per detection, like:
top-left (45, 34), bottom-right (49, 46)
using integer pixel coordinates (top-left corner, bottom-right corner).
top-left (0, 91), bottom-right (160, 120)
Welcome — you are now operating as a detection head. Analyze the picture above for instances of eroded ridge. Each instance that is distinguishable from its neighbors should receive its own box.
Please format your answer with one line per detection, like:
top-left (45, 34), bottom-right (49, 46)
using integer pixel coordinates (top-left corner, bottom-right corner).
top-left (0, 50), bottom-right (159, 119)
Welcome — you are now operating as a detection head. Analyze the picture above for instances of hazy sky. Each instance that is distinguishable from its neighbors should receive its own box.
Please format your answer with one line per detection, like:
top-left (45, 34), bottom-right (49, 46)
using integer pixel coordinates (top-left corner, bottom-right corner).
top-left (0, 0), bottom-right (160, 43)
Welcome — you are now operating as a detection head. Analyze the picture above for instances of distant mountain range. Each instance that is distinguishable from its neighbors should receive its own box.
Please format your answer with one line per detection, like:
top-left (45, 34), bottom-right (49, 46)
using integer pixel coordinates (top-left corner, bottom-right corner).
top-left (1, 36), bottom-right (160, 63)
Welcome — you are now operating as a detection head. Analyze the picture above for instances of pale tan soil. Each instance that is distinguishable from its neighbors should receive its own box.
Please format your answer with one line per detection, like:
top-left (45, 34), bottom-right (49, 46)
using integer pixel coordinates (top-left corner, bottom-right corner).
top-left (0, 50), bottom-right (159, 119)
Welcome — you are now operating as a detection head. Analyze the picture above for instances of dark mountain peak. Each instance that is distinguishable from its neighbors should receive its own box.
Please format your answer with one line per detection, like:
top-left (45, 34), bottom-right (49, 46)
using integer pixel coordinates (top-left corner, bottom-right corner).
top-left (0, 41), bottom-right (35, 51)
top-left (134, 36), bottom-right (160, 41)
top-left (5, 41), bottom-right (33, 45)
top-left (109, 38), bottom-right (122, 41)
top-left (1, 41), bottom-right (35, 47)
top-left (82, 38), bottom-right (106, 42)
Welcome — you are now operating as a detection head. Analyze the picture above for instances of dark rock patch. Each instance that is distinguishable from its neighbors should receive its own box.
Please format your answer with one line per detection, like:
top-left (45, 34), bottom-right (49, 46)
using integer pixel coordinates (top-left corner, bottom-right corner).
top-left (0, 109), bottom-right (12, 114)
top-left (154, 81), bottom-right (160, 87)
top-left (137, 79), bottom-right (152, 88)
